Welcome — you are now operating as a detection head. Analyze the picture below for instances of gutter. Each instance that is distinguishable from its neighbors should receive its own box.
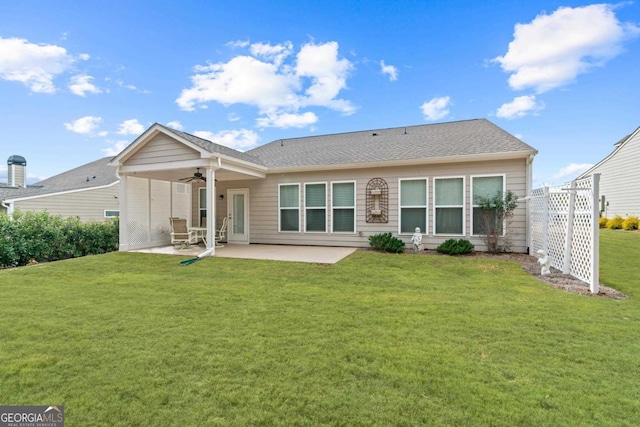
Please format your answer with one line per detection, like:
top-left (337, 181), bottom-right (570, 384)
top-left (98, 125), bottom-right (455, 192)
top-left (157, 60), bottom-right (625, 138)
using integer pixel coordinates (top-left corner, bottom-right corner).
top-left (1, 200), bottom-right (13, 216)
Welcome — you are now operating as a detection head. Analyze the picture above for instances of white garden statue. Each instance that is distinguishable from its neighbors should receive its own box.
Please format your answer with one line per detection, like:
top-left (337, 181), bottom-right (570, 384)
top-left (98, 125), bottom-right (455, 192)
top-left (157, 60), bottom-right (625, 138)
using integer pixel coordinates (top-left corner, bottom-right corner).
top-left (536, 249), bottom-right (551, 275)
top-left (411, 227), bottom-right (423, 251)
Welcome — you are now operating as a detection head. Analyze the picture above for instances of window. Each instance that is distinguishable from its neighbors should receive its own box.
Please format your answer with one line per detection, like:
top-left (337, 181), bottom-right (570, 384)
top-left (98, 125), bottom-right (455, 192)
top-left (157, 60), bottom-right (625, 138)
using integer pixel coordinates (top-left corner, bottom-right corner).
top-left (472, 175), bottom-right (505, 235)
top-left (434, 177), bottom-right (464, 235)
top-left (104, 210), bottom-right (120, 218)
top-left (305, 183), bottom-right (327, 232)
top-left (199, 188), bottom-right (207, 227)
top-left (332, 181), bottom-right (355, 233)
top-left (399, 178), bottom-right (427, 234)
top-left (279, 184), bottom-right (300, 232)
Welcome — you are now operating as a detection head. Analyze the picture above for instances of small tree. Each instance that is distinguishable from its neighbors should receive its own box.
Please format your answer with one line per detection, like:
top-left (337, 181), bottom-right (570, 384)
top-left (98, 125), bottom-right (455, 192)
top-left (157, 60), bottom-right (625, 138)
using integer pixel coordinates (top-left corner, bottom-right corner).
top-left (474, 190), bottom-right (518, 253)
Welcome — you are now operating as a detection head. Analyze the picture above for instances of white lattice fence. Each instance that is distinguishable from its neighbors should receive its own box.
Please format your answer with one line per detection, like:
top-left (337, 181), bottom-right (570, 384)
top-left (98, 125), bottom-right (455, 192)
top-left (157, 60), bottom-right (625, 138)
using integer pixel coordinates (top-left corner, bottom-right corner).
top-left (528, 174), bottom-right (600, 293)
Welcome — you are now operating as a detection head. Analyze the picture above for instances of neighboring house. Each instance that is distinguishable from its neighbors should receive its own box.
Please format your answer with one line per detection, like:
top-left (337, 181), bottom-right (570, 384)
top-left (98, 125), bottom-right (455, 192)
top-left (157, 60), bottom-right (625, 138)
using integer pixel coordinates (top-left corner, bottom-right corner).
top-left (0, 156), bottom-right (120, 221)
top-left (578, 125), bottom-right (640, 218)
top-left (110, 119), bottom-right (537, 253)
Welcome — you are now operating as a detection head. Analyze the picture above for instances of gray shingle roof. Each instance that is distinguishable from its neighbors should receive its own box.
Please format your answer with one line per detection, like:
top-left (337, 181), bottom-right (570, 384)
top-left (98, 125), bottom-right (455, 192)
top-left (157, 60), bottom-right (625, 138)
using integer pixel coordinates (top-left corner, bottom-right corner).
top-left (0, 157), bottom-right (118, 201)
top-left (247, 119), bottom-right (537, 169)
top-left (156, 124), bottom-right (265, 166)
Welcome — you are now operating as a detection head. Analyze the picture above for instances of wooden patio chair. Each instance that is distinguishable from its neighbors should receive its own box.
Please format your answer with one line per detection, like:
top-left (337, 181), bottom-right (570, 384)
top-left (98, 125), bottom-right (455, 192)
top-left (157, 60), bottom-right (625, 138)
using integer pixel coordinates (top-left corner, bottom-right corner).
top-left (215, 217), bottom-right (228, 247)
top-left (170, 217), bottom-right (197, 249)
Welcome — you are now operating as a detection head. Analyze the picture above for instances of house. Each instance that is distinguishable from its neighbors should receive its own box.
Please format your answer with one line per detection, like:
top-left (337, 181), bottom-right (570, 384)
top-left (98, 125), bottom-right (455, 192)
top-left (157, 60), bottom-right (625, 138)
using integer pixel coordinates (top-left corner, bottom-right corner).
top-left (578, 125), bottom-right (640, 218)
top-left (110, 118), bottom-right (537, 254)
top-left (0, 156), bottom-right (120, 221)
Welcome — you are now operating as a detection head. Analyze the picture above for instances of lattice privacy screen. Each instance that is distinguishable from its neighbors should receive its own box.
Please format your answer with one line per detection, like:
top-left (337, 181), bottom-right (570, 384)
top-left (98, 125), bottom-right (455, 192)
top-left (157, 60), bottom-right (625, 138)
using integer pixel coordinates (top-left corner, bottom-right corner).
top-left (528, 174), bottom-right (600, 292)
top-left (126, 177), bottom-right (191, 249)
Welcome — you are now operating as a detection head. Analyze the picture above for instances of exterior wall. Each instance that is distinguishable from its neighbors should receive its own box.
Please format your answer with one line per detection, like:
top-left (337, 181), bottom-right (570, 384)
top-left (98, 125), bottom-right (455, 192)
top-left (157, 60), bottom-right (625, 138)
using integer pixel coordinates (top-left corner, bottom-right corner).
top-left (213, 158), bottom-right (529, 252)
top-left (8, 164), bottom-right (26, 188)
top-left (12, 184), bottom-right (120, 221)
top-left (125, 134), bottom-right (200, 166)
top-left (588, 131), bottom-right (640, 218)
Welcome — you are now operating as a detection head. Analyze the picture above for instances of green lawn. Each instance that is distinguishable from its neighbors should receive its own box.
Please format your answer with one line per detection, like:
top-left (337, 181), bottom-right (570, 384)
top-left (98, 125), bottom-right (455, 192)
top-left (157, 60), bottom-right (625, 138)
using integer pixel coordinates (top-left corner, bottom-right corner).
top-left (1, 230), bottom-right (639, 426)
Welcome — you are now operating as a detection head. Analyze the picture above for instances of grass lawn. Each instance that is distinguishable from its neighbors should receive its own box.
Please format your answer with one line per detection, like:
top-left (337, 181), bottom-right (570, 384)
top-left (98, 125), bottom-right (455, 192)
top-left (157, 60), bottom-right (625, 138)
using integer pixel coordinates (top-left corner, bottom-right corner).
top-left (1, 230), bottom-right (639, 426)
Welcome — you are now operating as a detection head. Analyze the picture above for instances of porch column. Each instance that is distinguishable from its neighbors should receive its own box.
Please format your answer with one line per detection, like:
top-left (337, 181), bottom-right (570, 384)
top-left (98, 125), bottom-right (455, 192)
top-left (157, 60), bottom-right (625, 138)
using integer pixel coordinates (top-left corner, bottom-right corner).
top-left (205, 167), bottom-right (216, 253)
top-left (119, 174), bottom-right (129, 251)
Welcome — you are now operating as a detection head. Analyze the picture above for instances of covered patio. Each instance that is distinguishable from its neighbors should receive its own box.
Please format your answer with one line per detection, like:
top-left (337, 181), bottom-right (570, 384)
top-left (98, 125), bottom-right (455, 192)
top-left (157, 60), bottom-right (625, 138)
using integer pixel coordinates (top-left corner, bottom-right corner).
top-left (110, 123), bottom-right (267, 256)
top-left (133, 244), bottom-right (358, 264)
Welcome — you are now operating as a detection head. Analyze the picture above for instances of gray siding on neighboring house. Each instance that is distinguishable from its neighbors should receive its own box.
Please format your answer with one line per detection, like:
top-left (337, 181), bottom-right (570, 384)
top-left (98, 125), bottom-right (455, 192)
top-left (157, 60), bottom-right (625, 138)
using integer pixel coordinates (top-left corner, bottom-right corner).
top-left (582, 128), bottom-right (640, 218)
top-left (125, 134), bottom-right (200, 166)
top-left (208, 158), bottom-right (528, 252)
top-left (13, 184), bottom-right (120, 221)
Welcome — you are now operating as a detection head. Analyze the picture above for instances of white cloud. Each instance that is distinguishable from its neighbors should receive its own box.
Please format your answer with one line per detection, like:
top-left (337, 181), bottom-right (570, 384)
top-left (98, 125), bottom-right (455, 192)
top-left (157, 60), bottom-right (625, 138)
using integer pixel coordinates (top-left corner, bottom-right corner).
top-left (117, 119), bottom-right (145, 135)
top-left (420, 96), bottom-right (451, 121)
top-left (227, 112), bottom-right (240, 122)
top-left (193, 129), bottom-right (260, 151)
top-left (103, 140), bottom-right (129, 157)
top-left (78, 53), bottom-right (90, 61)
top-left (495, 4), bottom-right (640, 93)
top-left (64, 116), bottom-right (103, 134)
top-left (256, 111), bottom-right (318, 128)
top-left (0, 36), bottom-right (75, 93)
top-left (552, 163), bottom-right (594, 181)
top-left (250, 41), bottom-right (293, 66)
top-left (380, 60), bottom-right (398, 81)
top-left (496, 95), bottom-right (544, 119)
top-left (176, 40), bottom-right (355, 127)
top-left (69, 74), bottom-right (102, 96)
top-left (166, 121), bottom-right (183, 130)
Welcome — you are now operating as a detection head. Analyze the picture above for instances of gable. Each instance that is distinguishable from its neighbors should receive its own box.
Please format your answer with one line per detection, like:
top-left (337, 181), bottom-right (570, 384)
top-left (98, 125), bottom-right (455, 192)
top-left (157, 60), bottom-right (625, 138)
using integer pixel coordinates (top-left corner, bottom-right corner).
top-left (124, 134), bottom-right (201, 166)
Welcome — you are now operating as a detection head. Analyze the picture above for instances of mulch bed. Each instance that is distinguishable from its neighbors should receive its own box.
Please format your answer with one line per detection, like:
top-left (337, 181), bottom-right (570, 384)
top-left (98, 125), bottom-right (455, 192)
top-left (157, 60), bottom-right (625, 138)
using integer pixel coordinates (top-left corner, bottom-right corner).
top-left (405, 249), bottom-right (628, 300)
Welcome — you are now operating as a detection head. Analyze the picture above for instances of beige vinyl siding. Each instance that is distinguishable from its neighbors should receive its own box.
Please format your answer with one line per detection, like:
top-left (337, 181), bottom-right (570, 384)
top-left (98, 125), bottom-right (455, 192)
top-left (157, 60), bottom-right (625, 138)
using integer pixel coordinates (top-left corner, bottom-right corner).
top-left (126, 134), bottom-right (200, 166)
top-left (13, 184), bottom-right (120, 222)
top-left (588, 131), bottom-right (640, 218)
top-left (213, 158), bottom-right (529, 252)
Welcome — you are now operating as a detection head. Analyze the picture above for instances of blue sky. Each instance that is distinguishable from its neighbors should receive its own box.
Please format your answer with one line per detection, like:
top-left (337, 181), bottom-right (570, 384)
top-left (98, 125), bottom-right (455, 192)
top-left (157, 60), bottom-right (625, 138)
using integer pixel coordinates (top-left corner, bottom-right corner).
top-left (0, 0), bottom-right (638, 187)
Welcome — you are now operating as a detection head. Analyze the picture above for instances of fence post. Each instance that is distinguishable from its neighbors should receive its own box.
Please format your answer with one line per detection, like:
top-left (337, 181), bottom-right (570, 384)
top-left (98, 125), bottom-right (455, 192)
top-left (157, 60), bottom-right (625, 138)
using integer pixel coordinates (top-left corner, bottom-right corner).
top-left (563, 180), bottom-right (576, 274)
top-left (542, 186), bottom-right (549, 254)
top-left (591, 174), bottom-right (600, 294)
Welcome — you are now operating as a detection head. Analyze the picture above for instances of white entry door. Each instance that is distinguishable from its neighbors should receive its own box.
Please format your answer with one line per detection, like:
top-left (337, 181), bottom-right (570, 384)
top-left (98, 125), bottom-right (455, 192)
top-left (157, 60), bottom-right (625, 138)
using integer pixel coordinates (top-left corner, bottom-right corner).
top-left (227, 189), bottom-right (249, 244)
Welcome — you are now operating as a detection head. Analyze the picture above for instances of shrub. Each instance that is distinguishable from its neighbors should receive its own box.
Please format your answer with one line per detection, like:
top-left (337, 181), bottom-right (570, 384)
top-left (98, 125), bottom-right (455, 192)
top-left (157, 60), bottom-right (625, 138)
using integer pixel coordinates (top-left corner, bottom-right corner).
top-left (0, 211), bottom-right (119, 268)
top-left (622, 216), bottom-right (639, 231)
top-left (599, 217), bottom-right (608, 228)
top-left (606, 215), bottom-right (624, 230)
top-left (369, 232), bottom-right (405, 254)
top-left (436, 239), bottom-right (474, 255)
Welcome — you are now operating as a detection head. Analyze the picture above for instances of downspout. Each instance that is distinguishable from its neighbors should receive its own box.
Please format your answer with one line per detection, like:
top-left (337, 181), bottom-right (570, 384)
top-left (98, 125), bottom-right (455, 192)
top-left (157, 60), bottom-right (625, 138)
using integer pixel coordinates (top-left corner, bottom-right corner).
top-left (1, 200), bottom-right (14, 217)
top-left (525, 154), bottom-right (535, 254)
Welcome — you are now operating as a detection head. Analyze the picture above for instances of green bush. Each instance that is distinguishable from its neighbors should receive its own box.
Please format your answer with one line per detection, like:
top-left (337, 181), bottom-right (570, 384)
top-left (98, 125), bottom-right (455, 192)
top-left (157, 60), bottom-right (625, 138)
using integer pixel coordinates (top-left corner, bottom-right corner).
top-left (599, 217), bottom-right (608, 228)
top-left (0, 211), bottom-right (119, 268)
top-left (368, 232), bottom-right (405, 254)
top-left (622, 216), bottom-right (639, 231)
top-left (607, 215), bottom-right (624, 230)
top-left (436, 239), bottom-right (474, 255)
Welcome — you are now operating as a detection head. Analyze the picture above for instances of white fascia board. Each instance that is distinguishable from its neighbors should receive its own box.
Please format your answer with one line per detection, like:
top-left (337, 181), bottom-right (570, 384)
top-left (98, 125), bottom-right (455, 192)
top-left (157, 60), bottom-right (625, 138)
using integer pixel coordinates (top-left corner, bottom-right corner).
top-left (118, 159), bottom-right (213, 174)
top-left (266, 151), bottom-right (537, 174)
top-left (4, 181), bottom-right (119, 203)
top-left (219, 160), bottom-right (266, 178)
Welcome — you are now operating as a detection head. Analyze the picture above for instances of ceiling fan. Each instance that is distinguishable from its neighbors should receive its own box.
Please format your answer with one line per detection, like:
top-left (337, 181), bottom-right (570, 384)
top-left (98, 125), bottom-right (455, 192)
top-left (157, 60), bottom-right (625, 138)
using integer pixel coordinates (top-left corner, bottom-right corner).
top-left (179, 168), bottom-right (206, 183)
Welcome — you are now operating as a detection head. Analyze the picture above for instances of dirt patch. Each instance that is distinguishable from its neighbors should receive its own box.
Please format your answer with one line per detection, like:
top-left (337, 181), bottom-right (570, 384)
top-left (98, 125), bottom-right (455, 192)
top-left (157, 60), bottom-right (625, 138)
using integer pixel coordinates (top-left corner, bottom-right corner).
top-left (405, 249), bottom-right (628, 300)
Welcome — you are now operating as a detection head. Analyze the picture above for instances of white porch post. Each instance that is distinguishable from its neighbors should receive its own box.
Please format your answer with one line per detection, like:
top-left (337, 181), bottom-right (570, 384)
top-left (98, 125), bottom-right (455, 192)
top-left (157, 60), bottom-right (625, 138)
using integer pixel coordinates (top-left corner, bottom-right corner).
top-left (119, 174), bottom-right (129, 251)
top-left (205, 167), bottom-right (216, 253)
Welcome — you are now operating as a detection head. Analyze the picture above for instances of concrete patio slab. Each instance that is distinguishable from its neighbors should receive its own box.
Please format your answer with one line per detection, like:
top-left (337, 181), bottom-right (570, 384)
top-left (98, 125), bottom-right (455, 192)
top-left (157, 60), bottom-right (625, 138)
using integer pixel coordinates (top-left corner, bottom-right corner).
top-left (133, 244), bottom-right (358, 264)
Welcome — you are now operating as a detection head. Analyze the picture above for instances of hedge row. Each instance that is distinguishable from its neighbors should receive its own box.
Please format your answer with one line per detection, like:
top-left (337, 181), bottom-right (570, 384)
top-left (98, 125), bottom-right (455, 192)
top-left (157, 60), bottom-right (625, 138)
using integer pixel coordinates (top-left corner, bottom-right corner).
top-left (599, 215), bottom-right (639, 231)
top-left (0, 211), bottom-right (119, 268)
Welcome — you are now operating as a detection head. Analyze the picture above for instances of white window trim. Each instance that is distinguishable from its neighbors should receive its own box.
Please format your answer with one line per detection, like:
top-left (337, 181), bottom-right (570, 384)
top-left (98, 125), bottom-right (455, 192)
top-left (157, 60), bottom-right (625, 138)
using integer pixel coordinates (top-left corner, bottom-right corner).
top-left (331, 180), bottom-right (357, 234)
top-left (470, 174), bottom-right (506, 237)
top-left (398, 177), bottom-right (429, 235)
top-left (433, 176), bottom-right (466, 236)
top-left (278, 183), bottom-right (300, 233)
top-left (304, 182), bottom-right (328, 233)
top-left (104, 210), bottom-right (120, 218)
